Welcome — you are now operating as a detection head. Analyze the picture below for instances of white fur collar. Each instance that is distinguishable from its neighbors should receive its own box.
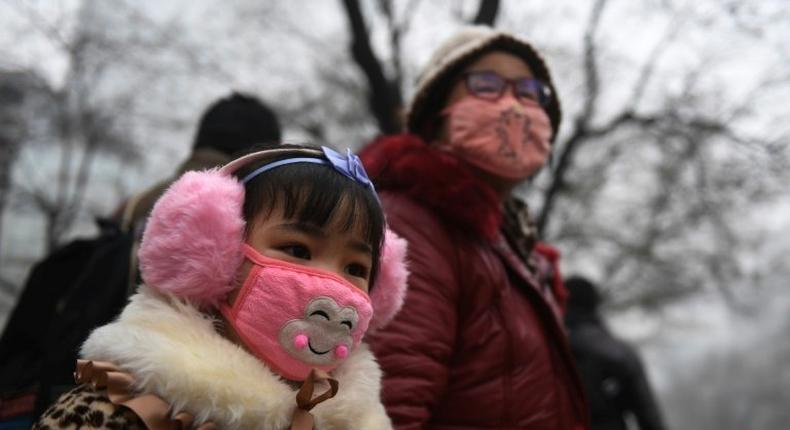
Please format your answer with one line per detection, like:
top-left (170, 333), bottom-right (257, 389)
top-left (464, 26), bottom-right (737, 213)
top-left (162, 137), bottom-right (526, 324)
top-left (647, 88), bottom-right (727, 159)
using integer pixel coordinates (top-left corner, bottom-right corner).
top-left (81, 287), bottom-right (391, 429)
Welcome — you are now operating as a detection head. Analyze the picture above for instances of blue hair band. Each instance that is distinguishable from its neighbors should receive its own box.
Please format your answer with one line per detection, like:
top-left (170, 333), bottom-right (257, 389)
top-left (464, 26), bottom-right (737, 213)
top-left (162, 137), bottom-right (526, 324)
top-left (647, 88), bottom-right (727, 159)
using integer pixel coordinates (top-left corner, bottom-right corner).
top-left (240, 147), bottom-right (379, 203)
top-left (241, 157), bottom-right (327, 184)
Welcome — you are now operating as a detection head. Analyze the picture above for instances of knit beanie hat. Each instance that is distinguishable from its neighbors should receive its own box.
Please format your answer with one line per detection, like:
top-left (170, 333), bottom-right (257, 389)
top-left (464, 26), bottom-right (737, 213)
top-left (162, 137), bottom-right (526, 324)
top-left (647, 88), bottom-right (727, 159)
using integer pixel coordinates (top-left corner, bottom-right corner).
top-left (564, 276), bottom-right (601, 312)
top-left (193, 92), bottom-right (282, 157)
top-left (407, 26), bottom-right (562, 141)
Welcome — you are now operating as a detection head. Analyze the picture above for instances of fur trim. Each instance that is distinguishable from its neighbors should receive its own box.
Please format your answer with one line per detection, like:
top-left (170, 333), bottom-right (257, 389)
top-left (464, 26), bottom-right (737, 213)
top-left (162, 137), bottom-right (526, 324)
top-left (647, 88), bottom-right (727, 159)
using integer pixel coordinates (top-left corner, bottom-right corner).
top-left (360, 134), bottom-right (501, 240)
top-left (81, 287), bottom-right (391, 430)
top-left (138, 170), bottom-right (245, 308)
top-left (368, 229), bottom-right (409, 331)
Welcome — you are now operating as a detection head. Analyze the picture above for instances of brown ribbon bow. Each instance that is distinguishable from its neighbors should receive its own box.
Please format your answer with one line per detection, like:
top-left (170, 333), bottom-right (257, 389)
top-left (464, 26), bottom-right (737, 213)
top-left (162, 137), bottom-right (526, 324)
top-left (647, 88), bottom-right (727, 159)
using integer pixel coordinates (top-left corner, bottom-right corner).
top-left (74, 360), bottom-right (217, 430)
top-left (290, 369), bottom-right (339, 430)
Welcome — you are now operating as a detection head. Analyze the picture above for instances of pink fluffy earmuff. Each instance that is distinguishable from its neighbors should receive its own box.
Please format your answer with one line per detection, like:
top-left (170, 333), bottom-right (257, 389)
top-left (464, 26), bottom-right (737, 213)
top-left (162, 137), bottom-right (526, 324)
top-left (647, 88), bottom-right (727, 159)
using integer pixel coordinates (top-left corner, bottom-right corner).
top-left (138, 149), bottom-right (409, 331)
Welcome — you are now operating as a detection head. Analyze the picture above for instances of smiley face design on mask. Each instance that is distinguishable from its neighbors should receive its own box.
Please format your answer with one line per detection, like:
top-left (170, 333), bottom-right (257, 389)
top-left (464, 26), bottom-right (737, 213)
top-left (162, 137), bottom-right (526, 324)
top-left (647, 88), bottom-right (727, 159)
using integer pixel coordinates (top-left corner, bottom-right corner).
top-left (279, 297), bottom-right (360, 365)
top-left (221, 245), bottom-right (373, 381)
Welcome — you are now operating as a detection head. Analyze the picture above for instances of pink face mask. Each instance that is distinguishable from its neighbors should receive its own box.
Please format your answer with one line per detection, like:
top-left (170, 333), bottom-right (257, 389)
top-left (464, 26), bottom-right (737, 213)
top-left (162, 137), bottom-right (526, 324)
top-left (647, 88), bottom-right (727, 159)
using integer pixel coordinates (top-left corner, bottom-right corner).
top-left (220, 244), bottom-right (373, 381)
top-left (439, 94), bottom-right (553, 180)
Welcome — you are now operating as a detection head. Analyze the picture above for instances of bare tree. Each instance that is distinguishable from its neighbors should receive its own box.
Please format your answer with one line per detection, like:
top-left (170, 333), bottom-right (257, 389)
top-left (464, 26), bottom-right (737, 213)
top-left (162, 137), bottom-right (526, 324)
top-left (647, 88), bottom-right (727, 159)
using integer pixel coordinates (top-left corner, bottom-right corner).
top-left (341, 0), bottom-right (404, 134)
top-left (2, 0), bottom-right (785, 316)
top-left (0, 74), bottom-right (28, 256)
top-left (7, 1), bottom-right (137, 251)
top-left (341, 0), bottom-right (500, 135)
top-left (334, 0), bottom-right (789, 311)
top-left (471, 0), bottom-right (500, 26)
top-left (528, 0), bottom-right (790, 308)
top-left (536, 0), bottom-right (608, 235)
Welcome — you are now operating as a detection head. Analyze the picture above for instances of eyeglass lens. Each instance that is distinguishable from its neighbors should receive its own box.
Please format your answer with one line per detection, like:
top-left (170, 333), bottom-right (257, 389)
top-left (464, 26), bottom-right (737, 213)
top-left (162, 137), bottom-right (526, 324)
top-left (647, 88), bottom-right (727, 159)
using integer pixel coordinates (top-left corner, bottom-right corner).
top-left (466, 71), bottom-right (504, 99)
top-left (466, 71), bottom-right (547, 105)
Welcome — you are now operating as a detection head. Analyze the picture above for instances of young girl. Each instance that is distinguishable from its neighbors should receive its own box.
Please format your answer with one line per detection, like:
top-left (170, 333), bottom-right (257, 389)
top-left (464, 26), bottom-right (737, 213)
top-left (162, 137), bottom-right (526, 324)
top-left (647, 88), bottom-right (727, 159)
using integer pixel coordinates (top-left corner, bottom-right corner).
top-left (33, 145), bottom-right (409, 430)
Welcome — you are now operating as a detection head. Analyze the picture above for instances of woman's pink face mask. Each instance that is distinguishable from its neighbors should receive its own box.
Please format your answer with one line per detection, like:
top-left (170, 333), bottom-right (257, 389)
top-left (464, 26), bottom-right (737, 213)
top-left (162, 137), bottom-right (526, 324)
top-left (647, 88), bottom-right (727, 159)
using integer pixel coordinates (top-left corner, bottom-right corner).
top-left (221, 244), bottom-right (373, 381)
top-left (440, 94), bottom-right (553, 180)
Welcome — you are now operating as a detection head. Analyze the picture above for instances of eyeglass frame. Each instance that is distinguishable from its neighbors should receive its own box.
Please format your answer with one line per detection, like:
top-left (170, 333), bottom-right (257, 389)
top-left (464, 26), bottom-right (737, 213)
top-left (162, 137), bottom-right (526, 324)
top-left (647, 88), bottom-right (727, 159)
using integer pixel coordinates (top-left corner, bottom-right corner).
top-left (461, 70), bottom-right (553, 107)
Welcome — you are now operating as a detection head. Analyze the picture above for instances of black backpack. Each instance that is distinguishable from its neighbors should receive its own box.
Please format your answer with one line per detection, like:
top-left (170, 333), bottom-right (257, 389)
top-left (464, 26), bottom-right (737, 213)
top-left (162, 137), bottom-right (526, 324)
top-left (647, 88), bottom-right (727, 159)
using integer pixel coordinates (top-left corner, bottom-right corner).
top-left (0, 218), bottom-right (136, 425)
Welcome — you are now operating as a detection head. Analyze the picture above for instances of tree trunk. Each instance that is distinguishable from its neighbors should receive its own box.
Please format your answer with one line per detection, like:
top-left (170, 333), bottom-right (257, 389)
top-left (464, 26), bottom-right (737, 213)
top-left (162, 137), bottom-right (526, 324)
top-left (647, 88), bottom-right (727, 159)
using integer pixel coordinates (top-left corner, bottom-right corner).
top-left (471, 0), bottom-right (500, 26)
top-left (341, 0), bottom-right (403, 134)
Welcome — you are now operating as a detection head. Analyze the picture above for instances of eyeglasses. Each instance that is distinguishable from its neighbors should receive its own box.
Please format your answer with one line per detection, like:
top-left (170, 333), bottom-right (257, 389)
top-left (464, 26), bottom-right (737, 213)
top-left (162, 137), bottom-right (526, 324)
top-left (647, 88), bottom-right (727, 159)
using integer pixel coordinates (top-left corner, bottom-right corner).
top-left (462, 70), bottom-right (552, 106)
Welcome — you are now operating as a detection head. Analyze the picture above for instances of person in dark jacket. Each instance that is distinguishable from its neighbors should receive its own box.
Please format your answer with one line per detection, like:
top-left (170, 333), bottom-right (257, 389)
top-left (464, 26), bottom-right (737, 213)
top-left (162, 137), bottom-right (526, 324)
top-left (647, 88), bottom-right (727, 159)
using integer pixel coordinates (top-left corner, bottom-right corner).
top-left (118, 91), bottom-right (283, 234)
top-left (118, 91), bottom-right (283, 292)
top-left (0, 92), bottom-right (282, 427)
top-left (565, 276), bottom-right (667, 430)
top-left (360, 26), bottom-right (589, 429)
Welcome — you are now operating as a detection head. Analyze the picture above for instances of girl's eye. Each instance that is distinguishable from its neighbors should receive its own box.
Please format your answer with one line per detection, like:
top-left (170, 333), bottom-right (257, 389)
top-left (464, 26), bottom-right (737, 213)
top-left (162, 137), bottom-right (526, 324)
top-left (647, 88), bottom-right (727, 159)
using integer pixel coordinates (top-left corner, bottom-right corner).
top-left (340, 320), bottom-right (353, 330)
top-left (345, 263), bottom-right (369, 279)
top-left (280, 244), bottom-right (311, 260)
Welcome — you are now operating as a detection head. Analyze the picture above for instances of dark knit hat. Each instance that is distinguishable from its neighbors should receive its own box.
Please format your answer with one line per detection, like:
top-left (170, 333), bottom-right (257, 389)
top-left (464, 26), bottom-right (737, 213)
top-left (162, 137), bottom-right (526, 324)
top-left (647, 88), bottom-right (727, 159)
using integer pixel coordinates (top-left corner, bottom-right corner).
top-left (193, 92), bottom-right (282, 157)
top-left (407, 26), bottom-right (562, 142)
top-left (564, 276), bottom-right (602, 311)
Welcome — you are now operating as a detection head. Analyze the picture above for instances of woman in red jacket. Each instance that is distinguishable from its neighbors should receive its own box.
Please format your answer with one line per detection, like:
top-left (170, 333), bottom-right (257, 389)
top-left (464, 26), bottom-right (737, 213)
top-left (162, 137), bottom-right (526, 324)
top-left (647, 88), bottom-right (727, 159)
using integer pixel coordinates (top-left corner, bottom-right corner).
top-left (360, 26), bottom-right (589, 429)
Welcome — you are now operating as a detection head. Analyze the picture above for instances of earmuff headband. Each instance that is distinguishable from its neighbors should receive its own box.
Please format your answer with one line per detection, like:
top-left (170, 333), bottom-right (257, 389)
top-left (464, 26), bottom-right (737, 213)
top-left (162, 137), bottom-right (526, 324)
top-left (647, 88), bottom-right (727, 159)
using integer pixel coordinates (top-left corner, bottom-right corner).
top-left (139, 145), bottom-right (408, 330)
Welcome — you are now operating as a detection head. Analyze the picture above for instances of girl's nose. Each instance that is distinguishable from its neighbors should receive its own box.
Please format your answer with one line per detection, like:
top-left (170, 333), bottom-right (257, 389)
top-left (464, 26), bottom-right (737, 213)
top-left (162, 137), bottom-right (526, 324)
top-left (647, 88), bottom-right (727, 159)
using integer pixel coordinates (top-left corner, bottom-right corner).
top-left (311, 259), bottom-right (343, 278)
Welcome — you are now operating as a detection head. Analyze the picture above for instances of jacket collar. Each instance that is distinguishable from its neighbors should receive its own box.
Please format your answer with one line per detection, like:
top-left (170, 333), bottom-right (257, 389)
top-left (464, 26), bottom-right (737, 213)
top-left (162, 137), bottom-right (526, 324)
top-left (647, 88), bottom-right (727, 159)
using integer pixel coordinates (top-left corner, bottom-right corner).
top-left (81, 287), bottom-right (387, 429)
top-left (360, 135), bottom-right (568, 313)
top-left (360, 134), bottom-right (502, 241)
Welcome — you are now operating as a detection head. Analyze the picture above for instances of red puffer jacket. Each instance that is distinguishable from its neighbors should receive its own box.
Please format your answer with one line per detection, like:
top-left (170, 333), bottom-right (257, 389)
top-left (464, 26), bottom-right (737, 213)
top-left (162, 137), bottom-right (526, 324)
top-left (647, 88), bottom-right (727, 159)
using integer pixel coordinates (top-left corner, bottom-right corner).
top-left (361, 134), bottom-right (589, 430)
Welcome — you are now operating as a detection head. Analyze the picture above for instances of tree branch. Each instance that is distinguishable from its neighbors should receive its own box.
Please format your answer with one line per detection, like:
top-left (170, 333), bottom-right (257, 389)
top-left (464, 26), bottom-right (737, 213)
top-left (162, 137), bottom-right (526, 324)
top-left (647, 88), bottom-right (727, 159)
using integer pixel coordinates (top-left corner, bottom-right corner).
top-left (341, 0), bottom-right (403, 134)
top-left (7, 1), bottom-right (73, 52)
top-left (471, 0), bottom-right (500, 26)
top-left (537, 0), bottom-right (608, 234)
top-left (581, 0), bottom-right (607, 123)
top-left (379, 0), bottom-right (404, 93)
top-left (399, 0), bottom-right (422, 34)
top-left (629, 26), bottom-right (679, 109)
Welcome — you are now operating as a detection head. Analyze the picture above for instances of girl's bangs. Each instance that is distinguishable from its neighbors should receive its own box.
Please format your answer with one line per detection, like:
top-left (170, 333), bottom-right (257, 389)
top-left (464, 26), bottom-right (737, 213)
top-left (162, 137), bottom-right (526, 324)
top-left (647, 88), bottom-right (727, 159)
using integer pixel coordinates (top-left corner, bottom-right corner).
top-left (236, 161), bottom-right (385, 281)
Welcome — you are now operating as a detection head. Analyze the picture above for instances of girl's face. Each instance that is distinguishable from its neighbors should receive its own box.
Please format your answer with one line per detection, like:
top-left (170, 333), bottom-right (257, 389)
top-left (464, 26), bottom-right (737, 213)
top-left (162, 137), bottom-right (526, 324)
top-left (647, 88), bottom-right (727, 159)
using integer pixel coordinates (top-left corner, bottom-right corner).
top-left (219, 200), bottom-right (376, 375)
top-left (241, 202), bottom-right (374, 294)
